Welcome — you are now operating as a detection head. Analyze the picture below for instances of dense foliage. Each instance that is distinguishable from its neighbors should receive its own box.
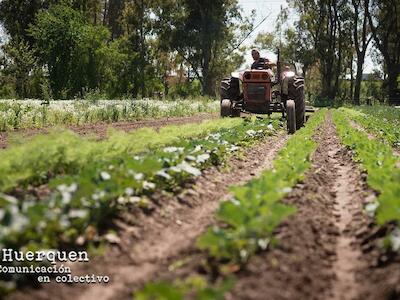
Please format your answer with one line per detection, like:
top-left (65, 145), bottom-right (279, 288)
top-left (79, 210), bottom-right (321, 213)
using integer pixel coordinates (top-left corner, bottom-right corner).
top-left (0, 0), bottom-right (249, 99)
top-left (0, 0), bottom-right (398, 103)
top-left (254, 0), bottom-right (400, 105)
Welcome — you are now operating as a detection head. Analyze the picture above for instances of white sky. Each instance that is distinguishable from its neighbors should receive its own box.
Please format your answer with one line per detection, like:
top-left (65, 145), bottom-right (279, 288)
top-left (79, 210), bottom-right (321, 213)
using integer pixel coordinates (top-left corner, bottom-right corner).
top-left (0, 25), bottom-right (5, 44)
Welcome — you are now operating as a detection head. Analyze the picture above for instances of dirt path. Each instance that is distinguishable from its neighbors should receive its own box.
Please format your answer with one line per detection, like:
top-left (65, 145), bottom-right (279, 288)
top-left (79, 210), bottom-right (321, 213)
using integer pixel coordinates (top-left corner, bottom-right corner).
top-left (9, 131), bottom-right (288, 300)
top-left (0, 113), bottom-right (217, 149)
top-left (229, 113), bottom-right (374, 300)
top-left (330, 143), bottom-right (365, 300)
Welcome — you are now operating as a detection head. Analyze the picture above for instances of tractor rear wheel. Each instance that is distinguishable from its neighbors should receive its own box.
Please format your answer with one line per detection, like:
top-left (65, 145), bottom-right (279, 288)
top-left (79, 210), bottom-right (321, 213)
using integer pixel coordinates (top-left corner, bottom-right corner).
top-left (221, 99), bottom-right (232, 117)
top-left (220, 77), bottom-right (240, 101)
top-left (287, 100), bottom-right (296, 134)
top-left (288, 76), bottom-right (305, 129)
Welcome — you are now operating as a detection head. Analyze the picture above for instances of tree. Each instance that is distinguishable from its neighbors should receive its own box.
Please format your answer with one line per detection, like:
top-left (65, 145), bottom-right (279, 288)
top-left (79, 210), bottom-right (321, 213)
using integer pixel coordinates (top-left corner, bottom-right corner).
top-left (120, 0), bottom-right (155, 97)
top-left (72, 0), bottom-right (106, 25)
top-left (164, 0), bottom-right (249, 97)
top-left (104, 0), bottom-right (125, 39)
top-left (0, 0), bottom-right (57, 45)
top-left (0, 0), bottom-right (111, 40)
top-left (351, 0), bottom-right (372, 105)
top-left (367, 0), bottom-right (400, 105)
top-left (289, 0), bottom-right (352, 101)
top-left (1, 40), bottom-right (37, 98)
top-left (30, 3), bottom-right (110, 98)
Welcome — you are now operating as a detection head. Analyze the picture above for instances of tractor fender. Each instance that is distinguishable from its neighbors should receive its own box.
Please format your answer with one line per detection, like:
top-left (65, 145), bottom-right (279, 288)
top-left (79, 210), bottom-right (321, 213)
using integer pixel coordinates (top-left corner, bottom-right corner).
top-left (281, 71), bottom-right (295, 95)
top-left (282, 76), bottom-right (289, 95)
top-left (230, 72), bottom-right (240, 79)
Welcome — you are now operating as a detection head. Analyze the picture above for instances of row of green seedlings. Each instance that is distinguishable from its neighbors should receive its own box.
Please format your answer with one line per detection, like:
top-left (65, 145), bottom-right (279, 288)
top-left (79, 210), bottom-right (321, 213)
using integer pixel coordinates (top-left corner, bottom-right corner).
top-left (341, 107), bottom-right (400, 148)
top-left (0, 118), bottom-right (244, 193)
top-left (333, 110), bottom-right (400, 252)
top-left (134, 109), bottom-right (327, 300)
top-left (0, 117), bottom-right (280, 294)
top-left (0, 100), bottom-right (218, 132)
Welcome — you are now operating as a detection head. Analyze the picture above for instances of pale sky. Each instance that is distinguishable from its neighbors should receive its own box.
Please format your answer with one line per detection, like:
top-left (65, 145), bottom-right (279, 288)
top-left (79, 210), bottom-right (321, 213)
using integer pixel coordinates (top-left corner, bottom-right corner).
top-left (0, 25), bottom-right (5, 44)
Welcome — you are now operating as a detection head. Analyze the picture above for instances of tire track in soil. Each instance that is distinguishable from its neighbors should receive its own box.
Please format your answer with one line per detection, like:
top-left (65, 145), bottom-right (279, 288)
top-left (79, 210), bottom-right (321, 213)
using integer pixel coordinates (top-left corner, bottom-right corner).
top-left (0, 113), bottom-right (217, 150)
top-left (330, 140), bottom-right (365, 300)
top-left (229, 113), bottom-right (373, 300)
top-left (9, 131), bottom-right (288, 300)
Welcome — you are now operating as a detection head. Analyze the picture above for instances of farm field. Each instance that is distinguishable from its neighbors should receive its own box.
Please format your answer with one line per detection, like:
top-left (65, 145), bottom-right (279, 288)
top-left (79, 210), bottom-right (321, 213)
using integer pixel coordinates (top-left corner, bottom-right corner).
top-left (1, 104), bottom-right (400, 300)
top-left (0, 99), bottom-right (219, 149)
top-left (0, 99), bottom-right (219, 131)
top-left (1, 0), bottom-right (399, 298)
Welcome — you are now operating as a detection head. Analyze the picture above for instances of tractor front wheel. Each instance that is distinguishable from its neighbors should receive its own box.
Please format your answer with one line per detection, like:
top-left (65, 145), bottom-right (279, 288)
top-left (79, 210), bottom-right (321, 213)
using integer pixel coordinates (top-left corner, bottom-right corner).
top-left (221, 99), bottom-right (240, 117)
top-left (287, 100), bottom-right (296, 134)
top-left (288, 76), bottom-right (305, 129)
top-left (221, 99), bottom-right (232, 117)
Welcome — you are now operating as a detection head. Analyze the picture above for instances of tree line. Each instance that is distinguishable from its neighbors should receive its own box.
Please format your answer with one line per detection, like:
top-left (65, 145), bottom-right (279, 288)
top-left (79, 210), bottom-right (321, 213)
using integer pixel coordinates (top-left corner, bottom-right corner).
top-left (0, 0), bottom-right (250, 100)
top-left (0, 0), bottom-right (399, 105)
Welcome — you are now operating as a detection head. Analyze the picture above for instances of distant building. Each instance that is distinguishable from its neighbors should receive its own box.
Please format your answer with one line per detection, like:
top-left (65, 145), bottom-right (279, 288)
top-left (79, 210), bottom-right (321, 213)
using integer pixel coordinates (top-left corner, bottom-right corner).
top-left (165, 70), bottom-right (188, 85)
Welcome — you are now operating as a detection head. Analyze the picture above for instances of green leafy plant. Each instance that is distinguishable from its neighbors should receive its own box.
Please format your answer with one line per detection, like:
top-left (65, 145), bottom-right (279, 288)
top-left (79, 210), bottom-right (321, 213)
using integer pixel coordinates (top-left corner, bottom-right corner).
top-left (135, 276), bottom-right (233, 300)
top-left (0, 117), bottom-right (243, 192)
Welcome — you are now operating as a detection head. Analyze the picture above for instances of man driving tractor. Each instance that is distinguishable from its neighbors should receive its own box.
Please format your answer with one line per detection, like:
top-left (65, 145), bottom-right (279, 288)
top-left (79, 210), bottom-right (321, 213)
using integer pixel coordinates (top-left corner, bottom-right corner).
top-left (251, 49), bottom-right (273, 70)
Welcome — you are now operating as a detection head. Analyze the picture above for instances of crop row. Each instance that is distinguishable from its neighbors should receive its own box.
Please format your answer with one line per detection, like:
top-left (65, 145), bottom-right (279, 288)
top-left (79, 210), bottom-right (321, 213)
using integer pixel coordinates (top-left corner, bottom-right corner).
top-left (0, 116), bottom-right (280, 294)
top-left (0, 99), bottom-right (218, 131)
top-left (134, 109), bottom-right (327, 299)
top-left (332, 110), bottom-right (400, 251)
top-left (342, 107), bottom-right (400, 149)
top-left (0, 117), bottom-right (244, 193)
top-left (357, 106), bottom-right (400, 122)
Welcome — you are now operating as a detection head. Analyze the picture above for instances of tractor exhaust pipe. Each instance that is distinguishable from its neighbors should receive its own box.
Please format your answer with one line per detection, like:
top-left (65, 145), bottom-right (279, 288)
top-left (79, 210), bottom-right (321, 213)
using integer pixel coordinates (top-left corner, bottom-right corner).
top-left (276, 48), bottom-right (281, 85)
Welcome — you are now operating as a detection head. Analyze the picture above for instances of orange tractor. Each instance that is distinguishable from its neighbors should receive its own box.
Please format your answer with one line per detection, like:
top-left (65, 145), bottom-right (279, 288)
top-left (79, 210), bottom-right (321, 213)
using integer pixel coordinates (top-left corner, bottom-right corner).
top-left (220, 51), bottom-right (307, 134)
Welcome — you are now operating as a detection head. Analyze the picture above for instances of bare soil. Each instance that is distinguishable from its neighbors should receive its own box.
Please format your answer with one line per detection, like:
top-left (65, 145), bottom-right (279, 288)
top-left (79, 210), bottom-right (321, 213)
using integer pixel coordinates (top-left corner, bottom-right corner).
top-left (9, 131), bottom-right (288, 300)
top-left (0, 113), bottom-right (217, 149)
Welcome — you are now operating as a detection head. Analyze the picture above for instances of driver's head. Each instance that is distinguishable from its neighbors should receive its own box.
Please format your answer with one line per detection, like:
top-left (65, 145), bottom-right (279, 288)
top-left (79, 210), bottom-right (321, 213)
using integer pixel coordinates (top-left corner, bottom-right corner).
top-left (251, 49), bottom-right (260, 61)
